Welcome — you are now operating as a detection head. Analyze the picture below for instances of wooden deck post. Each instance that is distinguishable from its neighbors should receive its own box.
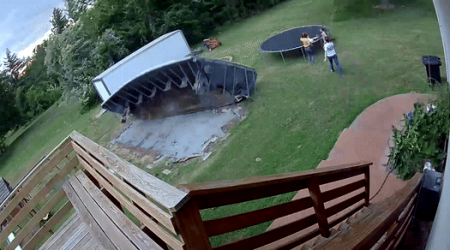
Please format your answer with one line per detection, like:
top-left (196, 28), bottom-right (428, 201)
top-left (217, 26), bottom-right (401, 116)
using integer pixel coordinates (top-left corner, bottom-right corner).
top-left (308, 178), bottom-right (330, 238)
top-left (364, 166), bottom-right (370, 206)
top-left (172, 199), bottom-right (212, 250)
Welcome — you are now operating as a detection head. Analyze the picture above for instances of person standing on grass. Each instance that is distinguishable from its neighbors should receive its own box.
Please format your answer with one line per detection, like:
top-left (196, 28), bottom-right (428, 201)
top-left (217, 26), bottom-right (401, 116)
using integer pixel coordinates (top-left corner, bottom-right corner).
top-left (319, 28), bottom-right (328, 48)
top-left (300, 33), bottom-right (318, 65)
top-left (323, 37), bottom-right (343, 76)
top-left (320, 28), bottom-right (328, 43)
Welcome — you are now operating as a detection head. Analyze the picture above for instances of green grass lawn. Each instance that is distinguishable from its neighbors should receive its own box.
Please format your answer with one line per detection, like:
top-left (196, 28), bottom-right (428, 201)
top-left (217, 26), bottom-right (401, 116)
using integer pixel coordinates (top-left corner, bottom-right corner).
top-left (0, 101), bottom-right (124, 184)
top-left (150, 0), bottom-right (444, 245)
top-left (154, 0), bottom-right (444, 185)
top-left (0, 0), bottom-right (446, 247)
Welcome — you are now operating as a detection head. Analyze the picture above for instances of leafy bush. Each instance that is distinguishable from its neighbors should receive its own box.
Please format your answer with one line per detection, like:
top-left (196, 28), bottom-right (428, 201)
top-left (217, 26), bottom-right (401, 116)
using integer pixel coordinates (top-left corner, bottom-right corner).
top-left (80, 84), bottom-right (99, 114)
top-left (389, 88), bottom-right (449, 179)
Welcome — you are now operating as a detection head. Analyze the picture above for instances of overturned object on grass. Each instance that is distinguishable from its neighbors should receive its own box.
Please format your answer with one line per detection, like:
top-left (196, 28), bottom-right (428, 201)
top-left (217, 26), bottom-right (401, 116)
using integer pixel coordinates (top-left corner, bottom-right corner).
top-left (93, 30), bottom-right (256, 116)
top-left (203, 38), bottom-right (221, 51)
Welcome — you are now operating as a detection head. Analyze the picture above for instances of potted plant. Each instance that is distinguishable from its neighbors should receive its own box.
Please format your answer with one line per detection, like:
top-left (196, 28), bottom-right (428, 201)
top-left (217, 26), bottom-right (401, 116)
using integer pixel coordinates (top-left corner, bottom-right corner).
top-left (389, 88), bottom-right (449, 180)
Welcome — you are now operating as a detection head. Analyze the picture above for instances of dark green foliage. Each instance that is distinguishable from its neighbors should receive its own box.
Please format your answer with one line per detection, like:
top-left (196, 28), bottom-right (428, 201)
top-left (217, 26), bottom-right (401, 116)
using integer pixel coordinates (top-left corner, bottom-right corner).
top-left (3, 49), bottom-right (26, 85)
top-left (0, 73), bottom-right (22, 153)
top-left (45, 25), bottom-right (128, 111)
top-left (0, 0), bottom-right (290, 138)
top-left (43, 0), bottom-right (288, 111)
top-left (16, 44), bottom-right (61, 120)
top-left (51, 8), bottom-right (68, 35)
top-left (93, 29), bottom-right (129, 70)
top-left (78, 0), bottom-right (288, 50)
top-left (64, 0), bottom-right (94, 22)
top-left (389, 87), bottom-right (449, 179)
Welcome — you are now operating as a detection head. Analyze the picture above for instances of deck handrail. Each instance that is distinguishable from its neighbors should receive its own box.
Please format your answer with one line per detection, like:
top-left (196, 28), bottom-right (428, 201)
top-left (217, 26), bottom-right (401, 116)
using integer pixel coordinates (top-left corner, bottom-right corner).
top-left (0, 135), bottom-right (71, 210)
top-left (316, 172), bottom-right (422, 250)
top-left (70, 131), bottom-right (189, 250)
top-left (177, 161), bottom-right (372, 250)
top-left (0, 140), bottom-right (76, 250)
top-left (70, 131), bottom-right (189, 212)
top-left (0, 132), bottom-right (377, 250)
top-left (180, 161), bottom-right (371, 197)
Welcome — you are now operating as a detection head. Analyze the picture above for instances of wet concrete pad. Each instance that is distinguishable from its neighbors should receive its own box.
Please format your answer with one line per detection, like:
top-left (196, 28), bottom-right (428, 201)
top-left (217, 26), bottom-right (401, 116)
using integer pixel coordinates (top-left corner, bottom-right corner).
top-left (112, 108), bottom-right (242, 161)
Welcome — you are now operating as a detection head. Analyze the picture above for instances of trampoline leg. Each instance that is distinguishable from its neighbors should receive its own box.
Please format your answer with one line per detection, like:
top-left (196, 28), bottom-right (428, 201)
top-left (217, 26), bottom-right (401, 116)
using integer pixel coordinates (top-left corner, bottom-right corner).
top-left (264, 53), bottom-right (270, 67)
top-left (260, 52), bottom-right (267, 67)
top-left (301, 47), bottom-right (307, 62)
top-left (280, 52), bottom-right (286, 64)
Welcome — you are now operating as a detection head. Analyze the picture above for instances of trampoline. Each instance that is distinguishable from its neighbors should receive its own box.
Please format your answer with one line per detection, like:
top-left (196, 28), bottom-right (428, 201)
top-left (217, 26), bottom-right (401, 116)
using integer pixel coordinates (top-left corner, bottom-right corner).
top-left (259, 25), bottom-right (328, 62)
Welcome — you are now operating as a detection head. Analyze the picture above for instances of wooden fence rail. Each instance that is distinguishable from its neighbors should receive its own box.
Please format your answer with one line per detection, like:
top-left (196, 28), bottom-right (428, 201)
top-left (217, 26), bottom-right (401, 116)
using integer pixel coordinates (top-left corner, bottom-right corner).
top-left (178, 161), bottom-right (372, 250)
top-left (316, 173), bottom-right (422, 250)
top-left (0, 131), bottom-right (420, 250)
top-left (70, 131), bottom-right (189, 250)
top-left (0, 139), bottom-right (77, 250)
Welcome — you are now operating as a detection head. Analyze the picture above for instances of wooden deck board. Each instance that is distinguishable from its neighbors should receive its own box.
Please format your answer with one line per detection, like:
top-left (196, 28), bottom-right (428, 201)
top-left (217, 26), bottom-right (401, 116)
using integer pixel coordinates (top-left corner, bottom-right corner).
top-left (63, 181), bottom-right (118, 249)
top-left (66, 174), bottom-right (139, 249)
top-left (37, 170), bottom-right (168, 250)
top-left (38, 212), bottom-right (78, 250)
top-left (74, 171), bottom-right (164, 250)
top-left (70, 131), bottom-right (189, 211)
top-left (39, 213), bottom-right (101, 250)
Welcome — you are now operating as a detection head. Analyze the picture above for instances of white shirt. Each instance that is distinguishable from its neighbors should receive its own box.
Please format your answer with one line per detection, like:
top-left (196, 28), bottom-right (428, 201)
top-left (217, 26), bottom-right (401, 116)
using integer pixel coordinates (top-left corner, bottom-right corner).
top-left (321, 31), bottom-right (327, 42)
top-left (324, 42), bottom-right (336, 57)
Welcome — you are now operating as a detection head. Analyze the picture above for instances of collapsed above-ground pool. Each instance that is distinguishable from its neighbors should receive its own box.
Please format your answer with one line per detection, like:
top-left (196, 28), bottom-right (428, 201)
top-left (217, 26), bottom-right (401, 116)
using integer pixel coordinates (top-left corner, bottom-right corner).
top-left (93, 30), bottom-right (257, 118)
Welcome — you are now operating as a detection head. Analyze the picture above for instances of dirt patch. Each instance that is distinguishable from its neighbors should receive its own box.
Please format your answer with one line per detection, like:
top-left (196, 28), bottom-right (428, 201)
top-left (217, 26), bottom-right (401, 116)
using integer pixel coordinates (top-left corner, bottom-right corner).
top-left (218, 106), bottom-right (248, 133)
top-left (110, 143), bottom-right (162, 168)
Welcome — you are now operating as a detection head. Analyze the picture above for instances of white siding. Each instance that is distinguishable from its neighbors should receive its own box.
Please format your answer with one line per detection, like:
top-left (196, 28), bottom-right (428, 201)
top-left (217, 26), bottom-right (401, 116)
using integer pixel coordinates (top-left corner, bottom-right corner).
top-left (94, 30), bottom-right (191, 100)
top-left (93, 81), bottom-right (110, 101)
top-left (433, 0), bottom-right (450, 82)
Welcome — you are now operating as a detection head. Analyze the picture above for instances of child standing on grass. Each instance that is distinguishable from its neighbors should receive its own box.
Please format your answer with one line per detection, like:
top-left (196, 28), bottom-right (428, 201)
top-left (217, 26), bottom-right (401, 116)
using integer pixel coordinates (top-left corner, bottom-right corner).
top-left (300, 33), bottom-right (318, 65)
top-left (320, 28), bottom-right (328, 42)
top-left (320, 28), bottom-right (328, 48)
top-left (323, 37), bottom-right (343, 76)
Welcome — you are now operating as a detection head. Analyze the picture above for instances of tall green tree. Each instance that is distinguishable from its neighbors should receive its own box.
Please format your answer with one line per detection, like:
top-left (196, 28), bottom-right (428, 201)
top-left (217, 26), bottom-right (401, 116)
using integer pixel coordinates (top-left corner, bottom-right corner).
top-left (0, 72), bottom-right (21, 153)
top-left (23, 45), bottom-right (49, 87)
top-left (64, 0), bottom-right (95, 22)
top-left (3, 49), bottom-right (26, 86)
top-left (19, 43), bottom-right (61, 119)
top-left (51, 8), bottom-right (68, 34)
top-left (43, 0), bottom-right (289, 113)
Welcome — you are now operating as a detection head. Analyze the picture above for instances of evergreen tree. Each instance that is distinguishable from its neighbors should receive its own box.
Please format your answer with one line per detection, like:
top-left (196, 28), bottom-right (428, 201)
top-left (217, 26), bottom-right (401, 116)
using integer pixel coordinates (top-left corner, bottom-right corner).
top-left (0, 72), bottom-right (21, 153)
top-left (51, 8), bottom-right (68, 35)
top-left (3, 49), bottom-right (26, 85)
top-left (64, 0), bottom-right (94, 22)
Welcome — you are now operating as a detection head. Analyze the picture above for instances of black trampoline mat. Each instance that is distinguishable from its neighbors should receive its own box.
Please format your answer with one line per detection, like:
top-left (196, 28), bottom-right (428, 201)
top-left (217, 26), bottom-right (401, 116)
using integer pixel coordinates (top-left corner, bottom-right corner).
top-left (260, 25), bottom-right (327, 53)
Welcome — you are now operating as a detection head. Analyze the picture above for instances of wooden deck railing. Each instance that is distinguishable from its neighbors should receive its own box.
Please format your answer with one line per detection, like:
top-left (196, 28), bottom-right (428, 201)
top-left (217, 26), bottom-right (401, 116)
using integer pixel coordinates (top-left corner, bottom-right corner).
top-left (316, 172), bottom-right (422, 250)
top-left (0, 138), bottom-right (77, 250)
top-left (1, 130), bottom-right (422, 250)
top-left (70, 131), bottom-right (190, 250)
top-left (178, 161), bottom-right (372, 250)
